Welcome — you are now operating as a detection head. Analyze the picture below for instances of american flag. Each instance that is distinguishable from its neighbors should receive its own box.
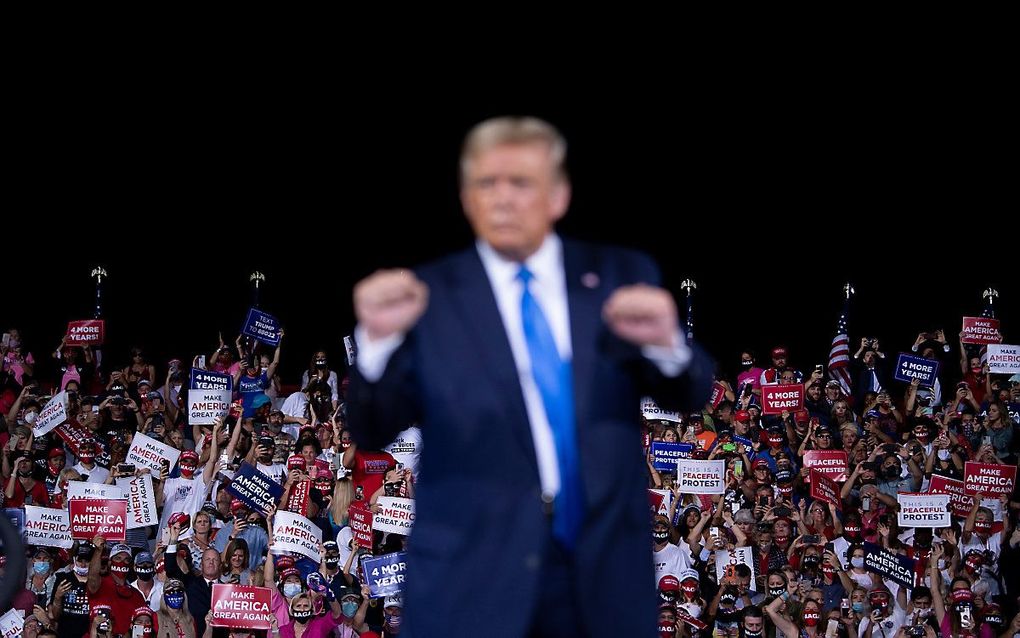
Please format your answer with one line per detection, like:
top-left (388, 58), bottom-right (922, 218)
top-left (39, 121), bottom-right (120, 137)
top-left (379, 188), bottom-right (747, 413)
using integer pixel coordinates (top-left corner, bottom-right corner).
top-left (828, 300), bottom-right (852, 396)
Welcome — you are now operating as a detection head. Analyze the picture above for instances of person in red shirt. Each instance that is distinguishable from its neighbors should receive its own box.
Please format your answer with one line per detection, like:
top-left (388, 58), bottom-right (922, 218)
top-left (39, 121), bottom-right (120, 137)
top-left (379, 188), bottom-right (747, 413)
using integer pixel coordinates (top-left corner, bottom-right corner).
top-left (341, 441), bottom-right (395, 503)
top-left (87, 538), bottom-right (145, 637)
top-left (4, 451), bottom-right (49, 507)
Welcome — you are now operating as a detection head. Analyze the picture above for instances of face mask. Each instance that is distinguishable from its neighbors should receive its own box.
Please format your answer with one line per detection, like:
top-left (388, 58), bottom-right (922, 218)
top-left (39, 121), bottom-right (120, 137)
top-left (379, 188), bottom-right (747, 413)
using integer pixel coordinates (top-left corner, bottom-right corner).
top-left (98, 621), bottom-right (111, 633)
top-left (136, 567), bottom-right (155, 581)
top-left (884, 466), bottom-right (900, 479)
top-left (165, 592), bottom-right (185, 609)
top-left (384, 613), bottom-right (403, 629)
top-left (79, 450), bottom-right (95, 463)
top-left (180, 465), bottom-right (196, 478)
top-left (111, 560), bottom-right (130, 575)
top-left (33, 561), bottom-right (50, 575)
top-left (653, 530), bottom-right (669, 543)
top-left (741, 361), bottom-right (754, 369)
top-left (774, 534), bottom-right (789, 546)
top-left (658, 626), bottom-right (676, 638)
top-left (974, 521), bottom-right (992, 535)
top-left (283, 583), bottom-right (302, 598)
top-left (768, 436), bottom-right (783, 448)
top-left (852, 602), bottom-right (865, 613)
top-left (744, 629), bottom-right (763, 638)
top-left (341, 601), bottom-right (358, 617)
top-left (769, 587), bottom-right (785, 599)
top-left (803, 555), bottom-right (820, 568)
top-left (325, 557), bottom-right (340, 570)
top-left (291, 609), bottom-right (313, 623)
top-left (851, 557), bottom-right (865, 568)
top-left (681, 582), bottom-right (698, 600)
top-left (803, 612), bottom-right (820, 627)
top-left (25, 411), bottom-right (38, 424)
top-left (74, 564), bottom-right (90, 577)
top-left (938, 449), bottom-right (951, 461)
top-left (133, 625), bottom-right (152, 638)
top-left (821, 565), bottom-right (836, 577)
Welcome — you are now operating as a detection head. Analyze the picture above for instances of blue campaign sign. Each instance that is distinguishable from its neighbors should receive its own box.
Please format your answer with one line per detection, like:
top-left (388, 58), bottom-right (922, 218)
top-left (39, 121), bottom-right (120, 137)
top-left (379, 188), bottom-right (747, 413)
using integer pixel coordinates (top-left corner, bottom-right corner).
top-left (862, 541), bottom-right (916, 588)
top-left (5, 508), bottom-right (25, 536)
top-left (225, 462), bottom-right (284, 514)
top-left (733, 435), bottom-right (754, 449)
top-left (362, 551), bottom-right (408, 598)
top-left (242, 308), bottom-right (281, 346)
top-left (651, 442), bottom-right (694, 471)
top-left (894, 353), bottom-right (940, 387)
top-left (190, 368), bottom-right (233, 391)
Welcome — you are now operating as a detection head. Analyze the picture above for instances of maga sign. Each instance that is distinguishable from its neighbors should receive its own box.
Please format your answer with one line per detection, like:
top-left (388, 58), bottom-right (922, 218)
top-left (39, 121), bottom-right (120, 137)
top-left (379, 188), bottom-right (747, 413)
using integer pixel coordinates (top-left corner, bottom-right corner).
top-left (761, 384), bottom-right (803, 415)
top-left (894, 354), bottom-right (940, 386)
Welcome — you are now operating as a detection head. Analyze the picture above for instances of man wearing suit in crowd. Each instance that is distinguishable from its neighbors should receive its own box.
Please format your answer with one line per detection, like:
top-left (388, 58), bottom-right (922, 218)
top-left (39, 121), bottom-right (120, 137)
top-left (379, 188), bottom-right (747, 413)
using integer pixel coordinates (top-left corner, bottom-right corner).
top-left (347, 116), bottom-right (713, 637)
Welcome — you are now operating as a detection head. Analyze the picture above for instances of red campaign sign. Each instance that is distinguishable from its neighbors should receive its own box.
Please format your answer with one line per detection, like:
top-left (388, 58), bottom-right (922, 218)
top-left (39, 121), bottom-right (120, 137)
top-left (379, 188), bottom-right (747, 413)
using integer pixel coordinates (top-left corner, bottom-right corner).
top-left (348, 502), bottom-right (374, 549)
top-left (929, 475), bottom-right (974, 517)
top-left (709, 382), bottom-right (727, 409)
top-left (761, 384), bottom-right (804, 415)
top-left (65, 320), bottom-right (105, 346)
top-left (648, 490), bottom-right (668, 518)
top-left (286, 480), bottom-right (311, 517)
top-left (210, 584), bottom-right (273, 629)
top-left (69, 499), bottom-right (127, 541)
top-left (809, 469), bottom-right (842, 511)
top-left (961, 317), bottom-right (1002, 346)
top-left (803, 450), bottom-right (849, 482)
top-left (964, 462), bottom-right (1016, 496)
top-left (54, 419), bottom-right (92, 456)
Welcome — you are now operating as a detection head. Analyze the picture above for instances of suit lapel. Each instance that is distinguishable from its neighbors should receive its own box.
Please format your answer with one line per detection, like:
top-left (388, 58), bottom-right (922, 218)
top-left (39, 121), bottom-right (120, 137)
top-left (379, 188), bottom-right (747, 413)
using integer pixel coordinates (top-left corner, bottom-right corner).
top-left (562, 240), bottom-right (602, 431)
top-left (448, 249), bottom-right (539, 478)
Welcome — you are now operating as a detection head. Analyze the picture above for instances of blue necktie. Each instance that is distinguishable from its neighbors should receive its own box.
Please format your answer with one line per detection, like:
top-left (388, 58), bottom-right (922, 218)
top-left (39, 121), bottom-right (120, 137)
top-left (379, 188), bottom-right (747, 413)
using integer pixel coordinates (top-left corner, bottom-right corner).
top-left (517, 266), bottom-right (583, 550)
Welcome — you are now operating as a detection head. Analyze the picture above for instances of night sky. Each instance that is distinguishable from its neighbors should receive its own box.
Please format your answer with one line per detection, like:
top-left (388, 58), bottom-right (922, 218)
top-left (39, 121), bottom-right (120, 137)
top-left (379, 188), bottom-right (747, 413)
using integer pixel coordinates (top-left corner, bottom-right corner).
top-left (6, 99), bottom-right (1014, 388)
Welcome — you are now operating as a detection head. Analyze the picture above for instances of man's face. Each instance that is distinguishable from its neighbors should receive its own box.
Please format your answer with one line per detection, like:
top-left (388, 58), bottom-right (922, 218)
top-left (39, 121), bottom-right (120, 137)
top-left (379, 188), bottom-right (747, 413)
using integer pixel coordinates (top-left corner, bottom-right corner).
top-left (202, 550), bottom-right (222, 579)
top-left (744, 615), bottom-right (763, 633)
top-left (773, 355), bottom-right (787, 368)
top-left (216, 492), bottom-right (231, 516)
top-left (460, 142), bottom-right (569, 261)
top-left (807, 385), bottom-right (821, 400)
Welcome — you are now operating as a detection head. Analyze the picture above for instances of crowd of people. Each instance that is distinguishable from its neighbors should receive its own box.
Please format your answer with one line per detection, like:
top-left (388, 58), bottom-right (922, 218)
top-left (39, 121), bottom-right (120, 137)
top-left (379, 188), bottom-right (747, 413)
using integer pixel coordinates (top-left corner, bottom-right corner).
top-left (1, 329), bottom-right (418, 638)
top-left (1, 321), bottom-right (1018, 638)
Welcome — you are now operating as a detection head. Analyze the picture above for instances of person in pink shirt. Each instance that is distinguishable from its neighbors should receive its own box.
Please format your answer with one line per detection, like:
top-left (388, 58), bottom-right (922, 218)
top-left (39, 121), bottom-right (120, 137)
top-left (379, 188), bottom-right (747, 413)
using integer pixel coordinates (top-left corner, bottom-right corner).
top-left (278, 591), bottom-right (345, 638)
top-left (736, 350), bottom-right (764, 398)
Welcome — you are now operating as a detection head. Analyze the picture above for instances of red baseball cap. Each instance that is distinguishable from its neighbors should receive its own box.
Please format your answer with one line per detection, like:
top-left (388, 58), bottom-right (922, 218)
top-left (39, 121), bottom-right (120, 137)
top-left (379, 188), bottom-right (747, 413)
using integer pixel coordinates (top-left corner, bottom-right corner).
top-left (658, 575), bottom-right (680, 592)
top-left (772, 347), bottom-right (788, 357)
top-left (734, 410), bottom-right (751, 422)
top-left (288, 455), bottom-right (307, 471)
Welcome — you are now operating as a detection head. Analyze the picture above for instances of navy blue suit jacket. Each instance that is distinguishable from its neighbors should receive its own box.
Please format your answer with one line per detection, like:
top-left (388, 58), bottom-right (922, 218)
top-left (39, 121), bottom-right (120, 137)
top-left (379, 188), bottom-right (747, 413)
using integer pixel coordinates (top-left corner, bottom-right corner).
top-left (347, 239), bottom-right (713, 637)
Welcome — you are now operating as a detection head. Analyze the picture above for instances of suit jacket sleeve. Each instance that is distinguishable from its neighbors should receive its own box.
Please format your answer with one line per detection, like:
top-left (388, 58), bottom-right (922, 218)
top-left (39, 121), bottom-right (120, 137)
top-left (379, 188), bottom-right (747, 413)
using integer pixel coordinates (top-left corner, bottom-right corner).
top-left (347, 336), bottom-right (423, 451)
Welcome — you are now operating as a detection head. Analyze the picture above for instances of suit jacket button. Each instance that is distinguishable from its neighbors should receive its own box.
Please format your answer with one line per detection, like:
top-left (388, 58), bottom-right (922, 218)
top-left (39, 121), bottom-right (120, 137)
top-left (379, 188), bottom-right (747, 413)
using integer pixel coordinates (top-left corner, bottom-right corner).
top-left (525, 553), bottom-right (541, 571)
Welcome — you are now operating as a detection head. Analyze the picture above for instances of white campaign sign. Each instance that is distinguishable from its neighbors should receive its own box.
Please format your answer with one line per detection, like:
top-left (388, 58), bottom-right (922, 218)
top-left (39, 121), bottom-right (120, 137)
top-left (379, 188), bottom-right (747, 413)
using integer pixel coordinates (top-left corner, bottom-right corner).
top-left (715, 546), bottom-right (757, 591)
top-left (988, 344), bottom-right (1020, 374)
top-left (34, 391), bottom-right (68, 436)
top-left (897, 493), bottom-right (951, 528)
top-left (189, 389), bottom-right (232, 425)
top-left (24, 504), bottom-right (73, 549)
top-left (677, 459), bottom-right (727, 494)
top-left (641, 397), bottom-right (681, 422)
top-left (0, 609), bottom-right (23, 638)
top-left (127, 431), bottom-right (182, 472)
top-left (67, 482), bottom-right (123, 501)
top-left (373, 497), bottom-right (416, 535)
top-left (117, 474), bottom-right (159, 529)
top-left (271, 511), bottom-right (322, 562)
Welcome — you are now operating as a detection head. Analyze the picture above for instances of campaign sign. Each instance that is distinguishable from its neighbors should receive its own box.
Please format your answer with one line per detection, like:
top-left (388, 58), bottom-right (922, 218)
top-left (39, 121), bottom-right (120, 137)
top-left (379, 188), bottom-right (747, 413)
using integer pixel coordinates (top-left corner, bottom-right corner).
top-left (66, 319), bottom-right (105, 346)
top-left (34, 391), bottom-right (68, 437)
top-left (210, 584), bottom-right (273, 630)
top-left (226, 462), bottom-right (284, 514)
top-left (715, 546), bottom-right (757, 591)
top-left (0, 609), bottom-right (23, 638)
top-left (961, 317), bottom-right (1002, 345)
top-left (676, 459), bottom-right (726, 494)
top-left (374, 497), bottom-right (416, 535)
top-left (242, 308), bottom-right (281, 346)
top-left (67, 482), bottom-right (123, 501)
top-left (24, 505), bottom-right (72, 548)
top-left (191, 368), bottom-right (232, 391)
top-left (69, 499), bottom-right (127, 541)
top-left (803, 450), bottom-right (849, 482)
top-left (189, 389), bottom-right (231, 425)
top-left (54, 419), bottom-right (92, 455)
top-left (649, 489), bottom-right (672, 518)
top-left (762, 384), bottom-right (803, 415)
top-left (894, 354), bottom-right (940, 386)
top-left (117, 474), bottom-right (159, 529)
top-left (897, 493), bottom-right (951, 528)
top-left (270, 511), bottom-right (321, 562)
top-left (863, 541), bottom-right (916, 588)
top-left (809, 469), bottom-right (841, 511)
top-left (651, 442), bottom-right (694, 471)
top-left (929, 475), bottom-right (973, 517)
top-left (964, 462), bottom-right (1016, 496)
top-left (988, 344), bottom-right (1020, 374)
top-left (127, 432), bottom-right (182, 474)
top-left (709, 382), bottom-right (727, 409)
top-left (362, 551), bottom-right (408, 598)
top-left (348, 502), bottom-right (374, 549)
top-left (641, 397), bottom-right (680, 422)
top-left (287, 479), bottom-right (312, 517)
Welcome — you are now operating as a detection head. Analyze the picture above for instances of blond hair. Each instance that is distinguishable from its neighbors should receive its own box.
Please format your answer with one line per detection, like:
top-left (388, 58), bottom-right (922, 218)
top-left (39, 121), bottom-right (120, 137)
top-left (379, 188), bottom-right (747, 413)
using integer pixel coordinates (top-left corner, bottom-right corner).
top-left (460, 116), bottom-right (567, 183)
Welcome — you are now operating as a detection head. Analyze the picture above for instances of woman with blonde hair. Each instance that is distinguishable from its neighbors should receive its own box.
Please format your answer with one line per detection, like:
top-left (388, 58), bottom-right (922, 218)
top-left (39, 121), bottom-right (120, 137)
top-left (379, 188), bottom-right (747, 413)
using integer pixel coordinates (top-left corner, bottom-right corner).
top-left (155, 579), bottom-right (197, 638)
